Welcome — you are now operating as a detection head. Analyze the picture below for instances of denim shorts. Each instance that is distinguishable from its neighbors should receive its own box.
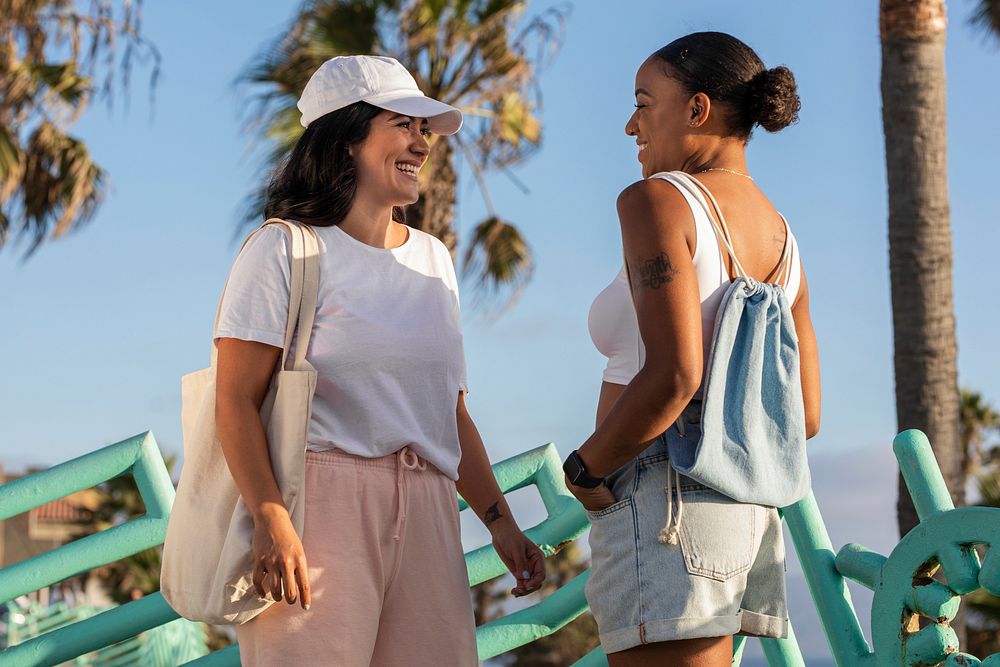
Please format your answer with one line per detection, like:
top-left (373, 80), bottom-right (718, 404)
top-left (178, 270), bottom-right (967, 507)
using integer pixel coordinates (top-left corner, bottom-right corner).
top-left (585, 421), bottom-right (788, 653)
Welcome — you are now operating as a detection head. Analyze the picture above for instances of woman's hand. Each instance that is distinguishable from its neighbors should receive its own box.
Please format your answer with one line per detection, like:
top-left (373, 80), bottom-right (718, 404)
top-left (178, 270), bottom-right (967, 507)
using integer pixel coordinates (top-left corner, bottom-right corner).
top-left (490, 521), bottom-right (546, 597)
top-left (565, 476), bottom-right (618, 513)
top-left (251, 505), bottom-right (312, 610)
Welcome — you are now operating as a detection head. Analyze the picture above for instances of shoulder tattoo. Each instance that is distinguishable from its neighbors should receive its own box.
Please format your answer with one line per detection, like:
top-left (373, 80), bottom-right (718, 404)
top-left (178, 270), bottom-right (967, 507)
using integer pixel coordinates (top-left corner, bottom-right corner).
top-left (636, 253), bottom-right (679, 289)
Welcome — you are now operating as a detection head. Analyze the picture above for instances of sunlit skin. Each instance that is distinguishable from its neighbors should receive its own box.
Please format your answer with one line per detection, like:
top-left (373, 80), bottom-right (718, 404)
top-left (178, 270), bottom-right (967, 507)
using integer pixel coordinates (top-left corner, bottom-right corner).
top-left (567, 56), bottom-right (822, 667)
top-left (343, 110), bottom-right (431, 248)
top-left (214, 108), bottom-right (545, 616)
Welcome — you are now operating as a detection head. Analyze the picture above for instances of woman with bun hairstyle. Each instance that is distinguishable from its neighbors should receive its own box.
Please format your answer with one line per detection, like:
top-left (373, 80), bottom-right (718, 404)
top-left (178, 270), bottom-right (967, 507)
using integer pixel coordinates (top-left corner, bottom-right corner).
top-left (215, 56), bottom-right (545, 666)
top-left (563, 33), bottom-right (820, 665)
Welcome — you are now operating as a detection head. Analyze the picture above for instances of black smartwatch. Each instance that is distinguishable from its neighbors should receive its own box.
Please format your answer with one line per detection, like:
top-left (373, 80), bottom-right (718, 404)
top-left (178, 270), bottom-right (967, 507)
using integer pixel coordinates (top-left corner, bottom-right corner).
top-left (563, 450), bottom-right (605, 488)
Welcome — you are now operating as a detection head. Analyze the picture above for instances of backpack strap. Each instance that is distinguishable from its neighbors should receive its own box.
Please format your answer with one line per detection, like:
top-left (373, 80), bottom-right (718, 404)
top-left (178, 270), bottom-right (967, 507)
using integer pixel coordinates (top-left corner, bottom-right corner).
top-left (775, 214), bottom-right (796, 290)
top-left (660, 171), bottom-right (795, 289)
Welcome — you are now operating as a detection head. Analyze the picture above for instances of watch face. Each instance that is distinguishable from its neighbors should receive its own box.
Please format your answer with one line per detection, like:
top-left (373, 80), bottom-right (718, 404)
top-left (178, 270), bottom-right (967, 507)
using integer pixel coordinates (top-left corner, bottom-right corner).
top-left (564, 451), bottom-right (600, 487)
top-left (563, 455), bottom-right (581, 482)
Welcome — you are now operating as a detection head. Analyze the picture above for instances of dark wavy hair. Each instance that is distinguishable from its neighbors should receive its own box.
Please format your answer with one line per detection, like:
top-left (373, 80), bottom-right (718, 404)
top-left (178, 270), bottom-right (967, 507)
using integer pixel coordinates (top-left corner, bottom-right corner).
top-left (653, 32), bottom-right (801, 140)
top-left (264, 101), bottom-right (404, 226)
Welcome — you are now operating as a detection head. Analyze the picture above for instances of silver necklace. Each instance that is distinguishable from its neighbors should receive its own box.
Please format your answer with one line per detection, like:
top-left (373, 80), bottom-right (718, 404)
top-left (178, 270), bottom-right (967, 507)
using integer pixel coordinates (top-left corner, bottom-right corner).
top-left (695, 167), bottom-right (754, 181)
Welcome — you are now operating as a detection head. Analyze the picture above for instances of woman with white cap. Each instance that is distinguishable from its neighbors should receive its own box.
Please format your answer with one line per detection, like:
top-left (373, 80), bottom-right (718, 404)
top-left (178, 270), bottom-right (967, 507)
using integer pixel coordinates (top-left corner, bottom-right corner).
top-left (214, 55), bottom-right (544, 666)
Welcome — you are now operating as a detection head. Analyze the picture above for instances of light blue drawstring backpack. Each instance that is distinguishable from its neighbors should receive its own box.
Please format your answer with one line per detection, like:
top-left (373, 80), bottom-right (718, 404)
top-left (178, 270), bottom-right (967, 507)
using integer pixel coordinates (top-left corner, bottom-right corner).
top-left (647, 172), bottom-right (810, 544)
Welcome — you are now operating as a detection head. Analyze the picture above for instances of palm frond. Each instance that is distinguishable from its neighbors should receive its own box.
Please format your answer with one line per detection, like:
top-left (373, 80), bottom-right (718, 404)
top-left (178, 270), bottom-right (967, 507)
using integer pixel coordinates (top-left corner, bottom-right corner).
top-left (979, 469), bottom-right (1000, 507)
top-left (9, 122), bottom-right (105, 256)
top-left (971, 0), bottom-right (1000, 41)
top-left (461, 215), bottom-right (533, 309)
top-left (1, 0), bottom-right (157, 257)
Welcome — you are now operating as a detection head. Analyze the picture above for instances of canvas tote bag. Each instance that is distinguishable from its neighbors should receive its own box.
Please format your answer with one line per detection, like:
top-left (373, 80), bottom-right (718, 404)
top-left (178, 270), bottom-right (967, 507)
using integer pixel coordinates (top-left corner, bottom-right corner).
top-left (161, 218), bottom-right (320, 625)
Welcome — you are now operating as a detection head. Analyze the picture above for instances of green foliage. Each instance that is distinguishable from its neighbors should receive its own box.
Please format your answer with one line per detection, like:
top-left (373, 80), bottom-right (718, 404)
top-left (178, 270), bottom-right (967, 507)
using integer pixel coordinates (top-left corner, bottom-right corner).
top-left (0, 0), bottom-right (158, 257)
top-left (961, 388), bottom-right (1000, 481)
top-left (961, 389), bottom-right (1000, 656)
top-left (971, 0), bottom-right (1000, 40)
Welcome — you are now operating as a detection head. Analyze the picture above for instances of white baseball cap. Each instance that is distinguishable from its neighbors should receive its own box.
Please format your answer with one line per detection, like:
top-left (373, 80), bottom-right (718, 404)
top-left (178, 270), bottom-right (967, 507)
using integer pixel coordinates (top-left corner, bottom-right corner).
top-left (297, 55), bottom-right (463, 135)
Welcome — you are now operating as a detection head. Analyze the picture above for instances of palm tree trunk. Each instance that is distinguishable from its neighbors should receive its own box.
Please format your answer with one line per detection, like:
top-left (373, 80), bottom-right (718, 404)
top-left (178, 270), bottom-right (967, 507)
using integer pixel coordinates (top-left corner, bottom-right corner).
top-left (881, 0), bottom-right (961, 533)
top-left (881, 0), bottom-right (964, 641)
top-left (406, 139), bottom-right (457, 253)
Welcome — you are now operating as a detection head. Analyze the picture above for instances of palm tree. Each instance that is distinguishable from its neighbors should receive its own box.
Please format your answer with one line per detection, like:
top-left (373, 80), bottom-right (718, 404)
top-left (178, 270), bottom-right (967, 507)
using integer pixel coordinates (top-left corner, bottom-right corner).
top-left (240, 0), bottom-right (567, 306)
top-left (0, 0), bottom-right (158, 257)
top-left (971, 0), bottom-right (1000, 36)
top-left (879, 0), bottom-right (962, 536)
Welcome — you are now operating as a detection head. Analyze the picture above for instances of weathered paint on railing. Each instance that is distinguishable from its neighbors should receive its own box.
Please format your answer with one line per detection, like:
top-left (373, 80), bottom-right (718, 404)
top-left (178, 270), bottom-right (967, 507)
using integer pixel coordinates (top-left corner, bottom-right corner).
top-left (782, 492), bottom-right (872, 665)
top-left (461, 443), bottom-right (592, 659)
top-left (476, 569), bottom-right (590, 657)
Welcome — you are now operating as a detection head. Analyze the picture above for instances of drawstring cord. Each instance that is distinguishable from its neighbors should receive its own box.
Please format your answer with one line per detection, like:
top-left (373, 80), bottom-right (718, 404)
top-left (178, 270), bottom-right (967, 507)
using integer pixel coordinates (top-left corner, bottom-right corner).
top-left (393, 447), bottom-right (426, 541)
top-left (659, 465), bottom-right (684, 545)
top-left (659, 409), bottom-right (695, 545)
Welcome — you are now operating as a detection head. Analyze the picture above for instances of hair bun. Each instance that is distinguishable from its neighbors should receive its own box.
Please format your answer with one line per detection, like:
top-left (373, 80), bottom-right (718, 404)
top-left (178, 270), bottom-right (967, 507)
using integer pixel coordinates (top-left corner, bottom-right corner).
top-left (746, 66), bottom-right (801, 133)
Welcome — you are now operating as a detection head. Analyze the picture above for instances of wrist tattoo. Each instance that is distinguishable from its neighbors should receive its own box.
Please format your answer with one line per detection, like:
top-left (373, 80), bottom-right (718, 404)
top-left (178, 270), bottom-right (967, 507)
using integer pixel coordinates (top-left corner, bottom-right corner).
top-left (483, 502), bottom-right (503, 526)
top-left (637, 253), bottom-right (678, 289)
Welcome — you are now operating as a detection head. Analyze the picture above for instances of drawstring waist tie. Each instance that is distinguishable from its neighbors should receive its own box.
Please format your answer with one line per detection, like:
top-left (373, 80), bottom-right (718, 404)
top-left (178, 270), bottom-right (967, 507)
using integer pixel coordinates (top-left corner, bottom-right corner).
top-left (393, 446), bottom-right (427, 541)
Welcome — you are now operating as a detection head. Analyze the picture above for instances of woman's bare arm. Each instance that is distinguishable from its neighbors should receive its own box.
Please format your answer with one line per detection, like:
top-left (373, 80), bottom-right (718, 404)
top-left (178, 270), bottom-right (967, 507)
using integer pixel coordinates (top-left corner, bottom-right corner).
top-left (216, 337), bottom-right (311, 609)
top-left (577, 179), bottom-right (704, 478)
top-left (456, 393), bottom-right (545, 596)
top-left (216, 338), bottom-right (285, 521)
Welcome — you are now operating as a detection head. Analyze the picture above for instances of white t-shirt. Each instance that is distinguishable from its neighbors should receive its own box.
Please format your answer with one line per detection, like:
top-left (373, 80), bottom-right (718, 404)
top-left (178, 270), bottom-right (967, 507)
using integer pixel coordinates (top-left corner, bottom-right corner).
top-left (216, 223), bottom-right (468, 480)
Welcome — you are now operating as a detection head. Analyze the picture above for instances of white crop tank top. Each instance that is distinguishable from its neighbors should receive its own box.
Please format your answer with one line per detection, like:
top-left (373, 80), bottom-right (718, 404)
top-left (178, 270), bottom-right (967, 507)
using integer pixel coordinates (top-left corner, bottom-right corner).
top-left (588, 172), bottom-right (802, 386)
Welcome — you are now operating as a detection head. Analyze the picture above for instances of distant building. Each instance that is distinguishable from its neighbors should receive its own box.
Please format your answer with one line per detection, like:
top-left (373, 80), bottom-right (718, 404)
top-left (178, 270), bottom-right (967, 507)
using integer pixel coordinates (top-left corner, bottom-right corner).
top-left (0, 464), bottom-right (108, 608)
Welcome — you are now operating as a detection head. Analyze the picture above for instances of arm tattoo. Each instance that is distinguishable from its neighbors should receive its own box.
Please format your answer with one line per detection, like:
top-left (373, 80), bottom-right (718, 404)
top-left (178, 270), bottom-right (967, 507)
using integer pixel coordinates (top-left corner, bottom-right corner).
top-left (636, 253), bottom-right (679, 289)
top-left (483, 502), bottom-right (503, 526)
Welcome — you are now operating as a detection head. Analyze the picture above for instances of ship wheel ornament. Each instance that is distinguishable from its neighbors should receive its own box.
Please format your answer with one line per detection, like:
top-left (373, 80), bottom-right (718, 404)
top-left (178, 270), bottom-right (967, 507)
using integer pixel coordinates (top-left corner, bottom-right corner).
top-left (836, 430), bottom-right (1000, 666)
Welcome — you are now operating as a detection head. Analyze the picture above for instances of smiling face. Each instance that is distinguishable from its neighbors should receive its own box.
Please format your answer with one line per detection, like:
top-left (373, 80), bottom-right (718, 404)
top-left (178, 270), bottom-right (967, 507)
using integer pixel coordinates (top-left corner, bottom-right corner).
top-left (625, 57), bottom-right (703, 178)
top-left (352, 110), bottom-right (431, 206)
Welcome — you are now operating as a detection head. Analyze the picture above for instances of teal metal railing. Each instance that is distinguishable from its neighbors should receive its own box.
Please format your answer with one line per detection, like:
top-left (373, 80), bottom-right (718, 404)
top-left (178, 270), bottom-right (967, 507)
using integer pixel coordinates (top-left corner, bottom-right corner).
top-left (0, 433), bottom-right (208, 667)
top-left (1, 429), bottom-right (999, 665)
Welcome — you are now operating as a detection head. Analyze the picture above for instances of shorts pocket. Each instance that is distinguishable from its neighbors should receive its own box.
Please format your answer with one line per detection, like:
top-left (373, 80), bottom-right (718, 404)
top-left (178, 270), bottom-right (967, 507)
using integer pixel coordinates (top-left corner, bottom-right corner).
top-left (586, 497), bottom-right (632, 520)
top-left (585, 497), bottom-right (638, 629)
top-left (677, 492), bottom-right (756, 582)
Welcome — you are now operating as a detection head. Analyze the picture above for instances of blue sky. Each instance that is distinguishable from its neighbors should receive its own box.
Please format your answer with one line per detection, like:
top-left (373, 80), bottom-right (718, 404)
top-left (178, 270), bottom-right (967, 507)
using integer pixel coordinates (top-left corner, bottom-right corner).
top-left (2, 0), bottom-right (999, 661)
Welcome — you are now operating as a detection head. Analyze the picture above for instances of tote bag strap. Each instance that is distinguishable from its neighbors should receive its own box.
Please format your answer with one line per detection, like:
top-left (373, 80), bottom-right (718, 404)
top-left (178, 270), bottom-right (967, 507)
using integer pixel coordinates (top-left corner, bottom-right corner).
top-left (208, 219), bottom-right (319, 370)
top-left (287, 223), bottom-right (319, 372)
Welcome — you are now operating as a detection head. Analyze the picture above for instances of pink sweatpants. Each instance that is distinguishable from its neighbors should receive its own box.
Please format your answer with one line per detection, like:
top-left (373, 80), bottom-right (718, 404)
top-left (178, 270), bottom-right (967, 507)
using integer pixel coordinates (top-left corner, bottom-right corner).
top-left (236, 448), bottom-right (478, 666)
